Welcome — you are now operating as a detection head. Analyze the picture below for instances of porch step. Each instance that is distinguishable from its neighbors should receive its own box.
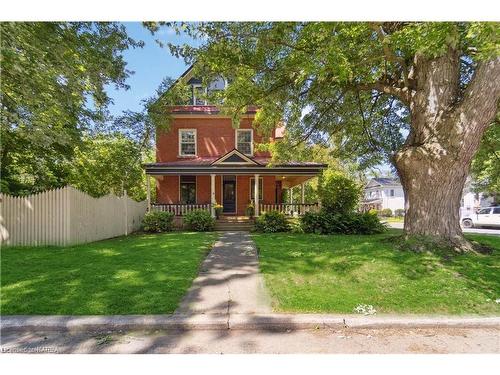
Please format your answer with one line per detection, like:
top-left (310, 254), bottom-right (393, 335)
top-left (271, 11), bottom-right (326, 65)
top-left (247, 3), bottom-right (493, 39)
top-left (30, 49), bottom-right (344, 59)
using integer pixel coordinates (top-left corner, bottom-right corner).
top-left (215, 216), bottom-right (255, 231)
top-left (215, 226), bottom-right (254, 232)
top-left (217, 216), bottom-right (254, 221)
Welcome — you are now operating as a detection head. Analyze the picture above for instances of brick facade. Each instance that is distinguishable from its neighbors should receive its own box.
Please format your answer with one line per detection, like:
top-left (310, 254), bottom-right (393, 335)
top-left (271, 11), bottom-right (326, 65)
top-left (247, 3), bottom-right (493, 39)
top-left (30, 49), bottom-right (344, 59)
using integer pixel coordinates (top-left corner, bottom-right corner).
top-left (155, 114), bottom-right (283, 215)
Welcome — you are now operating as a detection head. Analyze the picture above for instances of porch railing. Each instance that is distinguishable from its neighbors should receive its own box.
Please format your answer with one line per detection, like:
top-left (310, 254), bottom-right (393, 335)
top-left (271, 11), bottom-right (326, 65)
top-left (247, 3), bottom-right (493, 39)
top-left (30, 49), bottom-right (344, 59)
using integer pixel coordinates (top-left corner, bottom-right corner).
top-left (260, 203), bottom-right (320, 216)
top-left (151, 203), bottom-right (210, 216)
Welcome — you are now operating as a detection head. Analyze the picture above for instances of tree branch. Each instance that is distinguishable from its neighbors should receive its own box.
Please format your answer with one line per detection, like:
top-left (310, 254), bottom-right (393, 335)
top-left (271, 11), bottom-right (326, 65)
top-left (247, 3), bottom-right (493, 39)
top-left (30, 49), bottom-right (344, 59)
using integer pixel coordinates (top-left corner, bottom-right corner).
top-left (352, 82), bottom-right (410, 105)
top-left (369, 23), bottom-right (410, 89)
top-left (456, 57), bottom-right (500, 134)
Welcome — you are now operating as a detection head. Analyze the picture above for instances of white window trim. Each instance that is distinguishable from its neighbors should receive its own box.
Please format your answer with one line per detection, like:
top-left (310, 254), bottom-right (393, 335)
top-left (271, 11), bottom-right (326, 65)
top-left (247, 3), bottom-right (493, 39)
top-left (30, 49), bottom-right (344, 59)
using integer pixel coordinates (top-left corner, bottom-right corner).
top-left (235, 129), bottom-right (254, 156)
top-left (249, 177), bottom-right (264, 202)
top-left (178, 129), bottom-right (197, 157)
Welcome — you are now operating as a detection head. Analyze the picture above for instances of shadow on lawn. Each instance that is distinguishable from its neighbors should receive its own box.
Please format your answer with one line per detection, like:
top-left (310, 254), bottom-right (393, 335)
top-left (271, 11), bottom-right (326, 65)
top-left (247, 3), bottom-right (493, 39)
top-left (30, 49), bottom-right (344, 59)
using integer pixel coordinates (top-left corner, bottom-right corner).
top-left (254, 232), bottom-right (500, 304)
top-left (0, 232), bottom-right (217, 315)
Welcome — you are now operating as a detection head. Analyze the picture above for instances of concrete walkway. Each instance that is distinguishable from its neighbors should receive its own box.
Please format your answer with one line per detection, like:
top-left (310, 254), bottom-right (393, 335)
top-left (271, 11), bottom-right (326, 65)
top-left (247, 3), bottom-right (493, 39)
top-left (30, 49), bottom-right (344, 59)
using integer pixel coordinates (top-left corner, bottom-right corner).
top-left (174, 231), bottom-right (272, 316)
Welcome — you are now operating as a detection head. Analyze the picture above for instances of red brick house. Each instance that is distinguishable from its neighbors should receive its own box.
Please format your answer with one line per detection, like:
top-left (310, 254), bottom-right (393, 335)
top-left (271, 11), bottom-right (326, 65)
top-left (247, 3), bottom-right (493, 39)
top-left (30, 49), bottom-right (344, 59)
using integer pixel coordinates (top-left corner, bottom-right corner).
top-left (144, 66), bottom-right (325, 218)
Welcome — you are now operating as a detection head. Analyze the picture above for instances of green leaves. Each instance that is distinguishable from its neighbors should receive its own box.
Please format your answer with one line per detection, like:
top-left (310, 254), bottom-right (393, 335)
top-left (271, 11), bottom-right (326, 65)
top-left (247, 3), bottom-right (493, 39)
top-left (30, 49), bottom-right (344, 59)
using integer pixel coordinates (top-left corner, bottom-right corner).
top-left (471, 119), bottom-right (500, 194)
top-left (1, 22), bottom-right (141, 195)
top-left (162, 21), bottom-right (497, 174)
top-left (68, 134), bottom-right (151, 201)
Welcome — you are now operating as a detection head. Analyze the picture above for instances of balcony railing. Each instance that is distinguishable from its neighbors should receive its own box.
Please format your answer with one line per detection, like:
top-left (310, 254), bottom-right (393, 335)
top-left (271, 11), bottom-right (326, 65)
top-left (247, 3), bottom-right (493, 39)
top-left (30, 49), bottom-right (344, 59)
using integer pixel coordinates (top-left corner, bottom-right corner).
top-left (260, 203), bottom-right (320, 216)
top-left (151, 203), bottom-right (210, 216)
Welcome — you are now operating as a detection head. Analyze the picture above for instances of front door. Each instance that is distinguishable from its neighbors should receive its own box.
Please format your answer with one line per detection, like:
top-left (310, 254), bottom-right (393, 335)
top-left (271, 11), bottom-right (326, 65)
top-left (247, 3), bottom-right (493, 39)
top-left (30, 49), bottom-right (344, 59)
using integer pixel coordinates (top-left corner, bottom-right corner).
top-left (223, 176), bottom-right (236, 214)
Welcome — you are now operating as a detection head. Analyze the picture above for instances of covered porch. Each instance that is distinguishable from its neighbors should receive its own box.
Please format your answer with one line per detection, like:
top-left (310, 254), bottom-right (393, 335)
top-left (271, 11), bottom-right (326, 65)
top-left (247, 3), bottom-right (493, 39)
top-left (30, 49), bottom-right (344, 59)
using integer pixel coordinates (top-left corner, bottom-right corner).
top-left (144, 152), bottom-right (326, 218)
top-left (146, 174), bottom-right (320, 218)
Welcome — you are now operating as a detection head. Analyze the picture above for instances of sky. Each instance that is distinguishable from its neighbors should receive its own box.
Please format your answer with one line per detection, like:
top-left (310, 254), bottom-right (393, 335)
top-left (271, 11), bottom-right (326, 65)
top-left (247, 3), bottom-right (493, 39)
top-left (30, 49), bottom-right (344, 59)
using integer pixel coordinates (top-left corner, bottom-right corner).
top-left (105, 22), bottom-right (197, 116)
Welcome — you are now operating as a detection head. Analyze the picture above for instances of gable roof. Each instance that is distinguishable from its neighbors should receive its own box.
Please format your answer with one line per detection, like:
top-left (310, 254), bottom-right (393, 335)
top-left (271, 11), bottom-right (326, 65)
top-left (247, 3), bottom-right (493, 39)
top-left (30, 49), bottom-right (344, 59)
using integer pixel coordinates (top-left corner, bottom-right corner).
top-left (211, 149), bottom-right (260, 165)
top-left (366, 178), bottom-right (401, 188)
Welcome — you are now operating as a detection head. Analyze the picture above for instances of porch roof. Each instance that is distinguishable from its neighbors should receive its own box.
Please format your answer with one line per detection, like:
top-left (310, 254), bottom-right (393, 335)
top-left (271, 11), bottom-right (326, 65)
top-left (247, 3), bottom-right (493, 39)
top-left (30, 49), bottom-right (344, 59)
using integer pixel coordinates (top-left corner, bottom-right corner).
top-left (144, 157), bottom-right (326, 176)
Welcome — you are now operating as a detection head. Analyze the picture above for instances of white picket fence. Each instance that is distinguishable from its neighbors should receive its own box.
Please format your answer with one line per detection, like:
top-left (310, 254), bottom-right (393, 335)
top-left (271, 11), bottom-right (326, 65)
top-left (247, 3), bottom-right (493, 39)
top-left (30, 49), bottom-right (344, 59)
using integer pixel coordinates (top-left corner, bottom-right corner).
top-left (0, 186), bottom-right (147, 246)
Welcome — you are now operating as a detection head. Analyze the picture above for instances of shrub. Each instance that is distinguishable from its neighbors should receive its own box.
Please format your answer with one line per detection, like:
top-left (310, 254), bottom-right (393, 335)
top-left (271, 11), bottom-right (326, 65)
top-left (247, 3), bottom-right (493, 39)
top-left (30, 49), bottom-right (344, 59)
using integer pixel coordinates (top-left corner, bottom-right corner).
top-left (184, 209), bottom-right (215, 231)
top-left (300, 210), bottom-right (386, 235)
top-left (395, 209), bottom-right (405, 217)
top-left (380, 208), bottom-right (393, 217)
top-left (254, 211), bottom-right (290, 233)
top-left (142, 211), bottom-right (174, 233)
top-left (317, 170), bottom-right (362, 214)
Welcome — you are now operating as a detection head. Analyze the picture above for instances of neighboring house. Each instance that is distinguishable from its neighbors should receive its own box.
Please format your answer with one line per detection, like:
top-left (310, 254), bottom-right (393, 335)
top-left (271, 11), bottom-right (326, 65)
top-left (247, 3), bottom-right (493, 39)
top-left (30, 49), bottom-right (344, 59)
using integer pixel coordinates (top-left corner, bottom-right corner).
top-left (460, 180), bottom-right (495, 218)
top-left (143, 66), bottom-right (326, 217)
top-left (362, 178), bottom-right (405, 213)
top-left (363, 177), bottom-right (493, 217)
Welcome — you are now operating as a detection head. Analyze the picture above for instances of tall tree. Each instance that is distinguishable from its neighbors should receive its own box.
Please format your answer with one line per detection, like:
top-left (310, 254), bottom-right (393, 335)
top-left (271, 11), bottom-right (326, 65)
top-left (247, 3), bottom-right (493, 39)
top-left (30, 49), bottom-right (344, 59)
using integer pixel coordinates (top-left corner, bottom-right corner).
top-left (69, 134), bottom-right (152, 201)
top-left (164, 22), bottom-right (500, 251)
top-left (1, 22), bottom-right (142, 194)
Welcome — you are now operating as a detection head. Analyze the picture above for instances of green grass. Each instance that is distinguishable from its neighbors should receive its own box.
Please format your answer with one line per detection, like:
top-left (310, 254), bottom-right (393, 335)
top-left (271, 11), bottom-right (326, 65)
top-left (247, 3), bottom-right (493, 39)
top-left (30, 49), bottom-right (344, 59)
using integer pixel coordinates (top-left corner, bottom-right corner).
top-left (252, 230), bottom-right (500, 315)
top-left (1, 232), bottom-right (217, 315)
top-left (384, 217), bottom-right (404, 223)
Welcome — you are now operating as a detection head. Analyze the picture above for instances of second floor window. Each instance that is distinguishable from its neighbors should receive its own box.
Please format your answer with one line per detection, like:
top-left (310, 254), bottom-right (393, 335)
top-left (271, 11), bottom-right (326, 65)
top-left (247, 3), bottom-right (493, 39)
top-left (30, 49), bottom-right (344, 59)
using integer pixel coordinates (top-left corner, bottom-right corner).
top-left (179, 129), bottom-right (197, 156)
top-left (236, 129), bottom-right (253, 156)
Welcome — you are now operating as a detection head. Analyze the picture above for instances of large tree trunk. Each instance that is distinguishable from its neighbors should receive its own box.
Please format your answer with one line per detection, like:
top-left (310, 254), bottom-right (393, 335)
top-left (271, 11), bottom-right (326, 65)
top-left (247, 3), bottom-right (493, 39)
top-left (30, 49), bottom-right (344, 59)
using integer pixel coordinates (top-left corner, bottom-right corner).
top-left (393, 51), bottom-right (500, 251)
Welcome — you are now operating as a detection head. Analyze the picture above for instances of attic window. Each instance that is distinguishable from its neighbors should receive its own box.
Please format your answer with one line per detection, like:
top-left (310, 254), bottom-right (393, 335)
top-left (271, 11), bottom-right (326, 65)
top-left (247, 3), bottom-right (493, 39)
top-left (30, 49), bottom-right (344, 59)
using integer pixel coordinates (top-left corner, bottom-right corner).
top-left (192, 84), bottom-right (206, 105)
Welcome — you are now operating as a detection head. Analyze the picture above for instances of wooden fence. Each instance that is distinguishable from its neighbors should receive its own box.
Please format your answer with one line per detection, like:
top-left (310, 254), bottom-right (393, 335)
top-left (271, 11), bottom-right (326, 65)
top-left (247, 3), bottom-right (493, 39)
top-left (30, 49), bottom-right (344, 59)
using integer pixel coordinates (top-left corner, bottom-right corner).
top-left (0, 186), bottom-right (147, 246)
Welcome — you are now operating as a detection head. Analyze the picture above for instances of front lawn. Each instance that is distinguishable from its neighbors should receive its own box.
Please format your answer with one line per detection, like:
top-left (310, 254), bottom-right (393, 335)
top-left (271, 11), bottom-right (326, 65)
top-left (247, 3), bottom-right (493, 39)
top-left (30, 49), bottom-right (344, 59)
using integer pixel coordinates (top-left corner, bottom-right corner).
top-left (1, 232), bottom-right (217, 315)
top-left (384, 217), bottom-right (404, 223)
top-left (252, 230), bottom-right (500, 315)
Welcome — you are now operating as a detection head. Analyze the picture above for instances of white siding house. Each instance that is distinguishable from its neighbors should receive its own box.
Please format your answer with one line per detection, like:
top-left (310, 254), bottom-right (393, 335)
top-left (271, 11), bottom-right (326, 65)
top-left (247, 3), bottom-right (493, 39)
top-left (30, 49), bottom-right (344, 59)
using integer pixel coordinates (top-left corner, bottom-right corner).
top-left (363, 177), bottom-right (493, 217)
top-left (362, 178), bottom-right (405, 214)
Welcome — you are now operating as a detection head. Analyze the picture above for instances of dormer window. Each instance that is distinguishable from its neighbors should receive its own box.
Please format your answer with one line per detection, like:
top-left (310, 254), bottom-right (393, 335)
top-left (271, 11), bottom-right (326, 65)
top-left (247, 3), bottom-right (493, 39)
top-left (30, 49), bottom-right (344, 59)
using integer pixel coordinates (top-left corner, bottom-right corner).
top-left (236, 129), bottom-right (253, 156)
top-left (192, 84), bottom-right (207, 105)
top-left (179, 129), bottom-right (197, 156)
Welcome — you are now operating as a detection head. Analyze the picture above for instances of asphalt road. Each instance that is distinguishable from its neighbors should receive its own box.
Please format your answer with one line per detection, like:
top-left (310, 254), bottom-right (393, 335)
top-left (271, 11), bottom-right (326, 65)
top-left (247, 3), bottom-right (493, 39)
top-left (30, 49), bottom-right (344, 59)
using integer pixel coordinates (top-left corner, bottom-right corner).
top-left (1, 327), bottom-right (498, 354)
top-left (387, 222), bottom-right (500, 235)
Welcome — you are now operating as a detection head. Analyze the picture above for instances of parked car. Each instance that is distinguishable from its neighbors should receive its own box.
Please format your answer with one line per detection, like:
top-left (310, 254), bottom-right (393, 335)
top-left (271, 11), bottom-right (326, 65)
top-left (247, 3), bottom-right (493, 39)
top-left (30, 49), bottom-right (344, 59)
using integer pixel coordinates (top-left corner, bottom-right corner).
top-left (462, 206), bottom-right (500, 228)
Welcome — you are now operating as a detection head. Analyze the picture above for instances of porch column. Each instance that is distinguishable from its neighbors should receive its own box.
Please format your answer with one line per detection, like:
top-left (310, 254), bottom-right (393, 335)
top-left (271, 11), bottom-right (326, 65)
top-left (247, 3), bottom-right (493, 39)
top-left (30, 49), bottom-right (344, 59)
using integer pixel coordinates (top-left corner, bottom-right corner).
top-left (210, 174), bottom-right (216, 218)
top-left (254, 174), bottom-right (260, 217)
top-left (301, 183), bottom-right (305, 204)
top-left (289, 187), bottom-right (293, 204)
top-left (146, 174), bottom-right (151, 212)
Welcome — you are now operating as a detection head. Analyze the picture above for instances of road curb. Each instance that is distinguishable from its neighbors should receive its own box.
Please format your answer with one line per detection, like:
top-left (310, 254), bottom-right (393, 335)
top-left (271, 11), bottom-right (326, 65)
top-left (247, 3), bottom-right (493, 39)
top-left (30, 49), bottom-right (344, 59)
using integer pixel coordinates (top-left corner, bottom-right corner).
top-left (0, 314), bottom-right (229, 332)
top-left (2, 314), bottom-right (499, 332)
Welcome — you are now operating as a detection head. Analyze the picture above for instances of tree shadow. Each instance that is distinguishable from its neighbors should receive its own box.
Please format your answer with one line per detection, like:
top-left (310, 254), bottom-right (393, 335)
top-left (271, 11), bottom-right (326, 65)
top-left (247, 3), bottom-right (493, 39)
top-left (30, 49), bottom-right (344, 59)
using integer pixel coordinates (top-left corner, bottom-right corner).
top-left (1, 232), bottom-right (218, 315)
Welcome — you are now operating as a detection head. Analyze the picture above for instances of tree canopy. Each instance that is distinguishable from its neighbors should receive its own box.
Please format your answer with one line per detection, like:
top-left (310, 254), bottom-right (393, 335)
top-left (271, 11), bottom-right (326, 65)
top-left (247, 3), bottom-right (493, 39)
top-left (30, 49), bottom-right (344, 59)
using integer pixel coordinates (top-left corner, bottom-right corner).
top-left (161, 22), bottom-right (500, 248)
top-left (68, 133), bottom-right (152, 201)
top-left (1, 22), bottom-right (142, 194)
top-left (164, 22), bottom-right (498, 167)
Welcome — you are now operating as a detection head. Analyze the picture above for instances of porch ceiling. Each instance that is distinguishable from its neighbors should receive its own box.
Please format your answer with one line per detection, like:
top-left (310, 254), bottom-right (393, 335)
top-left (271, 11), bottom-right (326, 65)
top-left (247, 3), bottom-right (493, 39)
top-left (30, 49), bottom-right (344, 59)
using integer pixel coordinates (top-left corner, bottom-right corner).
top-left (144, 165), bottom-right (326, 176)
top-left (278, 175), bottom-right (317, 188)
